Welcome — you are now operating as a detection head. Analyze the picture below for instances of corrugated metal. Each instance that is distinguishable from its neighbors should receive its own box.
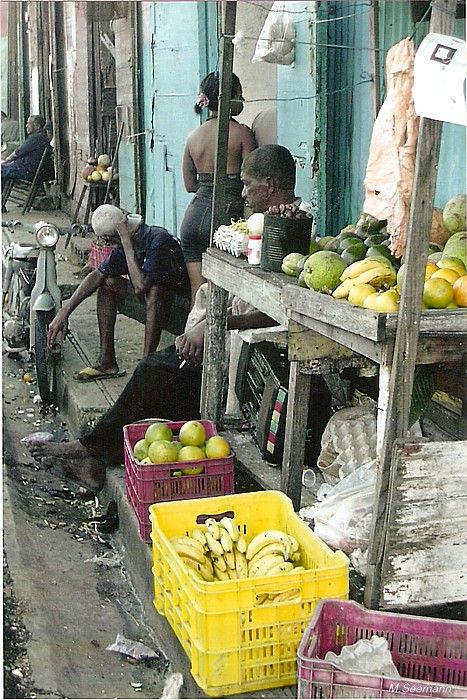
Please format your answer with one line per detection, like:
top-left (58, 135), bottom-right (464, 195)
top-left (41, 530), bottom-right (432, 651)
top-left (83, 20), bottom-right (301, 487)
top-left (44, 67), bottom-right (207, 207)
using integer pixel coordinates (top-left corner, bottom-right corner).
top-left (324, 1), bottom-right (374, 235)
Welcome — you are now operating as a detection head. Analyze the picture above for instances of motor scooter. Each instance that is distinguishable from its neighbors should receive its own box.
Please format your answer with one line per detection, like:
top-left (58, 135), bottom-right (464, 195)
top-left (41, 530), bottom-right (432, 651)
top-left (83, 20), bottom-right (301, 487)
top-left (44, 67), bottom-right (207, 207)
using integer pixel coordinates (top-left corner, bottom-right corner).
top-left (2, 219), bottom-right (78, 403)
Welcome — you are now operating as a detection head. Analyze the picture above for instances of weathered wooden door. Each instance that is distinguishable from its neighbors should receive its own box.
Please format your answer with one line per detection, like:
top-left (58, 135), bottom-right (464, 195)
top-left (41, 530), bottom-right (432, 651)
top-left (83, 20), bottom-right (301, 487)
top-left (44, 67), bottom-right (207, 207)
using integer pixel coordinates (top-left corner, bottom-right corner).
top-left (139, 1), bottom-right (217, 233)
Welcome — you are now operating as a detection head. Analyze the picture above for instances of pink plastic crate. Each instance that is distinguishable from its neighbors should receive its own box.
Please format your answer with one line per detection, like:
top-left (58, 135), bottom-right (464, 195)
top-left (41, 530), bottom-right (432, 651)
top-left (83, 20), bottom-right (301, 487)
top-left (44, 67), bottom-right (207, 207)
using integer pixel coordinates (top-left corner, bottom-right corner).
top-left (298, 599), bottom-right (467, 698)
top-left (123, 420), bottom-right (234, 541)
top-left (88, 243), bottom-right (115, 269)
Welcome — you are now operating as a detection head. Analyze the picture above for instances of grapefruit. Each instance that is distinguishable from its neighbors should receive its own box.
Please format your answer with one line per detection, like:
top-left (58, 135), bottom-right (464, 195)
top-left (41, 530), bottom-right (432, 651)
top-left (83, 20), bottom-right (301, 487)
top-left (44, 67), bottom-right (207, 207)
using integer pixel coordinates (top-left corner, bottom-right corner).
top-left (452, 275), bottom-right (467, 307)
top-left (440, 233), bottom-right (467, 267)
top-left (178, 447), bottom-right (205, 461)
top-left (90, 170), bottom-right (102, 182)
top-left (442, 194), bottom-right (466, 234)
top-left (148, 440), bottom-right (180, 464)
top-left (348, 283), bottom-right (377, 307)
top-left (133, 439), bottom-right (148, 462)
top-left (422, 278), bottom-right (454, 309)
top-left (145, 422), bottom-right (173, 445)
top-left (97, 153), bottom-right (111, 167)
top-left (303, 251), bottom-right (347, 293)
top-left (437, 256), bottom-right (466, 276)
top-left (205, 436), bottom-right (231, 459)
top-left (179, 420), bottom-right (206, 447)
top-left (431, 268), bottom-right (460, 285)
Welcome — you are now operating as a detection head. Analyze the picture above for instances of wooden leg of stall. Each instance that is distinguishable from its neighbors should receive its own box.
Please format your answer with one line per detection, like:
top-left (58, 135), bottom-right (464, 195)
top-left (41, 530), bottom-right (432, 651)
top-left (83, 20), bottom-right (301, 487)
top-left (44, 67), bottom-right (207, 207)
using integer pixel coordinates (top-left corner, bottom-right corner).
top-left (281, 362), bottom-right (311, 510)
top-left (200, 280), bottom-right (229, 428)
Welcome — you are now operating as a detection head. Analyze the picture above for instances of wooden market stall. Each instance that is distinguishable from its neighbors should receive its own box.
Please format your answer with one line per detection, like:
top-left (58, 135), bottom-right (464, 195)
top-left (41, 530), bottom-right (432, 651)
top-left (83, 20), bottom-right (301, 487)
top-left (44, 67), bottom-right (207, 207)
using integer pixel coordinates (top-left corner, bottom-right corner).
top-left (201, 0), bottom-right (466, 609)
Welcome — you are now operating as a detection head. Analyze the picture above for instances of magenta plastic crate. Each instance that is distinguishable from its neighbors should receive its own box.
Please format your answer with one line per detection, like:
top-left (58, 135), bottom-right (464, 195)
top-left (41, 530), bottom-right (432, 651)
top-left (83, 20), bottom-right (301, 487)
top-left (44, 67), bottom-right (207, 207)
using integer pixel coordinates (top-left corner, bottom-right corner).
top-left (297, 599), bottom-right (467, 699)
top-left (123, 420), bottom-right (234, 541)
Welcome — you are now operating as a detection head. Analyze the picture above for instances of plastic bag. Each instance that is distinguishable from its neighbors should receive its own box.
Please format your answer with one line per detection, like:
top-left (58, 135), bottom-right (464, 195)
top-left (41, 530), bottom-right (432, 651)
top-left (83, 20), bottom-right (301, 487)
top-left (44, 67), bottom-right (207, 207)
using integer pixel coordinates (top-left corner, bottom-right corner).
top-left (106, 633), bottom-right (159, 661)
top-left (252, 1), bottom-right (295, 66)
top-left (311, 461), bottom-right (377, 554)
top-left (20, 431), bottom-right (54, 446)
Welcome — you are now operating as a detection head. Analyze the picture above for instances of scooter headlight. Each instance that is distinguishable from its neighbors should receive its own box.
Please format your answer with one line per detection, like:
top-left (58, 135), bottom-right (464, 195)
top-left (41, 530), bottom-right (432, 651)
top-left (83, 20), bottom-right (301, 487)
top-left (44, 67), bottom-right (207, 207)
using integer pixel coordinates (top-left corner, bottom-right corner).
top-left (35, 221), bottom-right (59, 248)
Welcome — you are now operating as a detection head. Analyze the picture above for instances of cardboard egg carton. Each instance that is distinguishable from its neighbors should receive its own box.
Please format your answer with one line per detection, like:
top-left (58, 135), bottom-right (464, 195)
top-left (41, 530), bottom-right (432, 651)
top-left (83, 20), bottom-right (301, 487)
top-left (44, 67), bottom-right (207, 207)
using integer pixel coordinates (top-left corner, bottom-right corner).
top-left (318, 406), bottom-right (377, 482)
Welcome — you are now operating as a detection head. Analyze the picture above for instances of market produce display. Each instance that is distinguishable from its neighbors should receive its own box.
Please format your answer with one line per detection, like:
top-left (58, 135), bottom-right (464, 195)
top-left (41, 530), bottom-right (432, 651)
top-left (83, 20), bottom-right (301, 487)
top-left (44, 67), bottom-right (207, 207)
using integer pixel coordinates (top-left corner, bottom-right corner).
top-left (281, 195), bottom-right (467, 311)
top-left (132, 420), bottom-right (231, 476)
top-left (171, 518), bottom-right (304, 590)
top-left (81, 153), bottom-right (118, 183)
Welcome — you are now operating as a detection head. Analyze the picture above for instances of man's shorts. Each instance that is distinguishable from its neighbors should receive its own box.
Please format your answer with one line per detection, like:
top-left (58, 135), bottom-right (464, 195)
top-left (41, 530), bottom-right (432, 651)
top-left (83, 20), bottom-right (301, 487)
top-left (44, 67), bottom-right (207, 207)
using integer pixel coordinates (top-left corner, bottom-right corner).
top-left (117, 284), bottom-right (190, 337)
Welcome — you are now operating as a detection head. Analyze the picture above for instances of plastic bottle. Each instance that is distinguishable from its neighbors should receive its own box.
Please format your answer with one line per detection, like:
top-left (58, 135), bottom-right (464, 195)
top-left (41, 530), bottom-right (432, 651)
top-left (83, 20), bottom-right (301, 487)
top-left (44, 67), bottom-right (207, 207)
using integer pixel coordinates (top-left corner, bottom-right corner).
top-left (247, 233), bottom-right (262, 266)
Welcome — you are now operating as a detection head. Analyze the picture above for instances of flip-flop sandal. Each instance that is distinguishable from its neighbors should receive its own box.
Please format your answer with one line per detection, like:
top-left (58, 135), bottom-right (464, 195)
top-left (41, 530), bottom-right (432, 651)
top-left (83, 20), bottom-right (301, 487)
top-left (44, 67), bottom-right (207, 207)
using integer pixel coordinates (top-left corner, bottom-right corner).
top-left (73, 367), bottom-right (127, 383)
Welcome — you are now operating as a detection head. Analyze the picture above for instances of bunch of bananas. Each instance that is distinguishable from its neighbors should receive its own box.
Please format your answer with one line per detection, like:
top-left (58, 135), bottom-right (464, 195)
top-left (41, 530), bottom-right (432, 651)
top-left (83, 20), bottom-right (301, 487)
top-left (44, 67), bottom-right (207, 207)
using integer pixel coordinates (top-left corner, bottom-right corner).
top-left (171, 519), bottom-right (304, 584)
top-left (332, 257), bottom-right (396, 300)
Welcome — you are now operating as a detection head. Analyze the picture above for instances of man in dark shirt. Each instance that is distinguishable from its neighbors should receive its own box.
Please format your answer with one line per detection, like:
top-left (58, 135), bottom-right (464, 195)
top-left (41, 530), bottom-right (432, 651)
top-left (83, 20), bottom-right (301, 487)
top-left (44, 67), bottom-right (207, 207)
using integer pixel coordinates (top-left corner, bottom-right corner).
top-left (47, 204), bottom-right (190, 381)
top-left (1, 114), bottom-right (52, 181)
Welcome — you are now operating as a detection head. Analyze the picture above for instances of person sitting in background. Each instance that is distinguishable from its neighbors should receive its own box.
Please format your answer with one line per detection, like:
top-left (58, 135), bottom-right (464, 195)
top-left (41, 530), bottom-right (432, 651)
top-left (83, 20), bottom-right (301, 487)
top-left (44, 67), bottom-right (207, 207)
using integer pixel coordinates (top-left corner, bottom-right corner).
top-left (1, 114), bottom-right (51, 181)
top-left (251, 106), bottom-right (277, 147)
top-left (29, 144), bottom-right (300, 492)
top-left (180, 71), bottom-right (256, 307)
top-left (46, 204), bottom-right (191, 382)
top-left (1, 111), bottom-right (20, 157)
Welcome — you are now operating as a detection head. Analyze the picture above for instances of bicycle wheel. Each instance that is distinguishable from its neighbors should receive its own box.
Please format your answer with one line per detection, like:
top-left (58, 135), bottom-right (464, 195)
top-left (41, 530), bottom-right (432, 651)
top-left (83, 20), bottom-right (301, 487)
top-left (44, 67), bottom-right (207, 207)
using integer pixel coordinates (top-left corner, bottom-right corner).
top-left (34, 311), bottom-right (58, 404)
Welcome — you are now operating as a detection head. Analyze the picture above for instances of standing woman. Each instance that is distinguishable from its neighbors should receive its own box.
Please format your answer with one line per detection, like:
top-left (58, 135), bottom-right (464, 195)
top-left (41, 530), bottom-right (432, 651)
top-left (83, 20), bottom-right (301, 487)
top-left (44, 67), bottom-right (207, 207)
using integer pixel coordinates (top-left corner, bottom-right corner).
top-left (180, 72), bottom-right (256, 306)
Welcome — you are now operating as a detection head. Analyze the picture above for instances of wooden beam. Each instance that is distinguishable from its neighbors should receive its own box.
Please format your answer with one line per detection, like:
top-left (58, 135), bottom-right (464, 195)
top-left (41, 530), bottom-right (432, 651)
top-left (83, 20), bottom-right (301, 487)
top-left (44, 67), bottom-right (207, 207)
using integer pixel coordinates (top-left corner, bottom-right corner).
top-left (364, 0), bottom-right (458, 610)
top-left (210, 1), bottom-right (237, 244)
top-left (200, 281), bottom-right (229, 426)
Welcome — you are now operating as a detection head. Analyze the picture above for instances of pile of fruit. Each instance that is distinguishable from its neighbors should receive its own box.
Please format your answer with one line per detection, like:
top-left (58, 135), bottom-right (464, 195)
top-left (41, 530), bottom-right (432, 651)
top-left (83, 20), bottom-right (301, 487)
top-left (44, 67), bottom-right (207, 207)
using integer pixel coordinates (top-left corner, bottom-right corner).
top-left (81, 154), bottom-right (118, 183)
top-left (171, 518), bottom-right (304, 593)
top-left (132, 420), bottom-right (230, 476)
top-left (281, 193), bottom-right (466, 312)
top-left (266, 203), bottom-right (311, 219)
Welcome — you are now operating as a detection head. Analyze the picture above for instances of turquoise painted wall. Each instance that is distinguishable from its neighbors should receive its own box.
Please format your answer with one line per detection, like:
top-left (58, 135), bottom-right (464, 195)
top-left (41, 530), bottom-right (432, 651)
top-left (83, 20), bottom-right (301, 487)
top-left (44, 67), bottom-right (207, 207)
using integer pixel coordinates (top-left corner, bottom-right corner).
top-left (140, 2), bottom-right (217, 234)
top-left (276, 2), bottom-right (318, 219)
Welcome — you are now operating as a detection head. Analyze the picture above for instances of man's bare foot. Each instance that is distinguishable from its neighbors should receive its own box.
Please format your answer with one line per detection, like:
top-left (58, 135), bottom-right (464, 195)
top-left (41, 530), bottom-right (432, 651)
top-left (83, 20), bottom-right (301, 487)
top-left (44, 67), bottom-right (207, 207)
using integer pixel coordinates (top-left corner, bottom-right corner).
top-left (29, 439), bottom-right (90, 461)
top-left (42, 456), bottom-right (106, 493)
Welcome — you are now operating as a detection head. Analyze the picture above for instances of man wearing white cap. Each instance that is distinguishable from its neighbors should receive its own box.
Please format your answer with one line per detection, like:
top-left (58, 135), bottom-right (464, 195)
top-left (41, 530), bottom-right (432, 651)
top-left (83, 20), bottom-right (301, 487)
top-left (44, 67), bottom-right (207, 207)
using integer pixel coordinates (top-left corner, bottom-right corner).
top-left (47, 204), bottom-right (190, 381)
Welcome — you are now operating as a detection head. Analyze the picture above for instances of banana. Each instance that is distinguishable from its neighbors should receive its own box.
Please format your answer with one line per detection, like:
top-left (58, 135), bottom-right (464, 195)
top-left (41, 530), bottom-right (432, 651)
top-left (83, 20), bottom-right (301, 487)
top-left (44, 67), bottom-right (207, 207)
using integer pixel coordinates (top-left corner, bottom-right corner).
top-left (293, 566), bottom-right (306, 572)
top-left (172, 541), bottom-right (207, 564)
top-left (268, 588), bottom-right (300, 603)
top-left (246, 530), bottom-right (291, 561)
top-left (181, 555), bottom-right (215, 582)
top-left (249, 554), bottom-right (286, 578)
top-left (220, 516), bottom-right (239, 542)
top-left (266, 561), bottom-right (295, 577)
top-left (248, 542), bottom-right (290, 570)
top-left (226, 567), bottom-right (237, 580)
top-left (290, 551), bottom-right (301, 563)
top-left (219, 529), bottom-right (233, 553)
top-left (234, 550), bottom-right (248, 579)
top-left (211, 555), bottom-right (227, 572)
top-left (205, 518), bottom-right (220, 540)
top-left (205, 532), bottom-right (224, 557)
top-left (256, 593), bottom-right (269, 605)
top-left (340, 257), bottom-right (391, 281)
top-left (332, 278), bottom-right (356, 299)
top-left (287, 535), bottom-right (299, 553)
top-left (172, 536), bottom-right (205, 554)
top-left (236, 534), bottom-right (247, 554)
top-left (352, 266), bottom-right (395, 287)
top-left (224, 550), bottom-right (236, 570)
top-left (191, 528), bottom-right (208, 546)
top-left (213, 563), bottom-right (229, 581)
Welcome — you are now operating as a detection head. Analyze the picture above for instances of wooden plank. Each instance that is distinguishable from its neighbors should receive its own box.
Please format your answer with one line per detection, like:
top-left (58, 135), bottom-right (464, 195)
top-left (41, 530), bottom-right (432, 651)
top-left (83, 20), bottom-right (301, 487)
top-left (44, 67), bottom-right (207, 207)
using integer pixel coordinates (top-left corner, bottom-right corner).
top-left (202, 249), bottom-right (289, 325)
top-left (280, 363), bottom-right (312, 510)
top-left (288, 320), bottom-right (354, 362)
top-left (200, 282), bottom-right (229, 426)
top-left (386, 309), bottom-right (467, 335)
top-left (210, 1), bottom-right (237, 244)
top-left (380, 440), bottom-right (467, 609)
top-left (365, 0), bottom-right (458, 610)
top-left (283, 284), bottom-right (387, 342)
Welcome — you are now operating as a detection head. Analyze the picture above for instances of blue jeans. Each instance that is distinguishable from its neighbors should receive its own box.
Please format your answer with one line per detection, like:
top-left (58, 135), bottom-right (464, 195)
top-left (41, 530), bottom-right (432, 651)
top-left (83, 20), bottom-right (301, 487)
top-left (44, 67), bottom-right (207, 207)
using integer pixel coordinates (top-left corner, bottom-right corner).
top-left (2, 161), bottom-right (34, 182)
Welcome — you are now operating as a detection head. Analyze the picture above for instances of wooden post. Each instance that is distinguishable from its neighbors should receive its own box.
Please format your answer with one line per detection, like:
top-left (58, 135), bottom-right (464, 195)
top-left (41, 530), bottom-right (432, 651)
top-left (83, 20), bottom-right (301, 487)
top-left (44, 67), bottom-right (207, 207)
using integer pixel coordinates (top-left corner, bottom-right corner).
top-left (200, 281), bottom-right (229, 426)
top-left (364, 0), bottom-right (457, 609)
top-left (209, 1), bottom-right (237, 244)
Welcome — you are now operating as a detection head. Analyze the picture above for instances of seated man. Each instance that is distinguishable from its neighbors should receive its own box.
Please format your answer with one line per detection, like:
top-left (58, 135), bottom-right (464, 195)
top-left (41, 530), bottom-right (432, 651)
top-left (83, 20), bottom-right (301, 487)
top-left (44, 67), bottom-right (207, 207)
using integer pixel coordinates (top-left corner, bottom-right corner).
top-left (29, 145), bottom-right (299, 491)
top-left (2, 114), bottom-right (51, 183)
top-left (47, 204), bottom-right (191, 381)
top-left (1, 111), bottom-right (20, 157)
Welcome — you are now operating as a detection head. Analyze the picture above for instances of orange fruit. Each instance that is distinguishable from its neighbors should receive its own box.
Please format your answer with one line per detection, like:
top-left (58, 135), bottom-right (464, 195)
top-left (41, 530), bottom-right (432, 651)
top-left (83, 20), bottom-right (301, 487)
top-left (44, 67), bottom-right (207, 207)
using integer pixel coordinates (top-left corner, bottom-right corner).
top-left (437, 256), bottom-right (466, 276)
top-left (425, 261), bottom-right (439, 280)
top-left (205, 436), bottom-right (231, 459)
top-left (422, 278), bottom-right (454, 309)
top-left (452, 275), bottom-right (467, 307)
top-left (431, 268), bottom-right (460, 285)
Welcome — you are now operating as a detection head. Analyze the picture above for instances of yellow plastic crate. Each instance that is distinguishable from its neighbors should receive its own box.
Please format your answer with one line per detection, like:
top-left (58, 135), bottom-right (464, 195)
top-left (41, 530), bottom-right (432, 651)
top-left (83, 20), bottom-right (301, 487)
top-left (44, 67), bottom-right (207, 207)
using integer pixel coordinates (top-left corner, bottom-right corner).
top-left (149, 491), bottom-right (349, 696)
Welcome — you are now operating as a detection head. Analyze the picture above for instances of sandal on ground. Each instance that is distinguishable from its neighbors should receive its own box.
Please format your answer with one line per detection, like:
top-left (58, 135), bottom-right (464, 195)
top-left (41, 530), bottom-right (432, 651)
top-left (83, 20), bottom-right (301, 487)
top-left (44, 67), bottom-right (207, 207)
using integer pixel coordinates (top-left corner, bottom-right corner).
top-left (73, 367), bottom-right (127, 383)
